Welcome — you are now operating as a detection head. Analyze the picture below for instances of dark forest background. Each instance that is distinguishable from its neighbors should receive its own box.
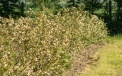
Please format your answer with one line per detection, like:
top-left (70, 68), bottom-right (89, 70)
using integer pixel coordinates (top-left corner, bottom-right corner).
top-left (0, 0), bottom-right (122, 35)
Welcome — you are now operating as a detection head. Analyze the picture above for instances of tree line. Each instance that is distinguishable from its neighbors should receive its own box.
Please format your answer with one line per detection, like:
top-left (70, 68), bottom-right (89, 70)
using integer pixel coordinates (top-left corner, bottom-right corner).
top-left (0, 0), bottom-right (24, 18)
top-left (0, 0), bottom-right (122, 34)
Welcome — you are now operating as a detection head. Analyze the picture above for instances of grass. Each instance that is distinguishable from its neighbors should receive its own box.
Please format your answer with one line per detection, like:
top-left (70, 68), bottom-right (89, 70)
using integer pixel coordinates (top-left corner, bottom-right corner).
top-left (79, 35), bottom-right (122, 76)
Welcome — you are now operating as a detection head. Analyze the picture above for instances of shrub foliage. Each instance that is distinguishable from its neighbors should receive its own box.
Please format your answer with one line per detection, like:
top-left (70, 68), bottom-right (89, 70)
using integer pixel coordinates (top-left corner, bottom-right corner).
top-left (0, 8), bottom-right (107, 76)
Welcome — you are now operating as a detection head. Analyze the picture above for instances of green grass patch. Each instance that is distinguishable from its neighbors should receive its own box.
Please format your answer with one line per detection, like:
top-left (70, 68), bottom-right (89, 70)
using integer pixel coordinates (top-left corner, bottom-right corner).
top-left (79, 35), bottom-right (122, 76)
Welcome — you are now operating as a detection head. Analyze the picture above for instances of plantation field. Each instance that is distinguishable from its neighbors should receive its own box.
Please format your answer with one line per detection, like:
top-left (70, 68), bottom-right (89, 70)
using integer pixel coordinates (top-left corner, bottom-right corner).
top-left (79, 35), bottom-right (122, 76)
top-left (0, 0), bottom-right (122, 76)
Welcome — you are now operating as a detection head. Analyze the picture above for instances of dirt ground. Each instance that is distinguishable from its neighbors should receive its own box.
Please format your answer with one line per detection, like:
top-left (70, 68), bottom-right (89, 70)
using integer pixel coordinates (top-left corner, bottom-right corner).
top-left (63, 43), bottom-right (104, 76)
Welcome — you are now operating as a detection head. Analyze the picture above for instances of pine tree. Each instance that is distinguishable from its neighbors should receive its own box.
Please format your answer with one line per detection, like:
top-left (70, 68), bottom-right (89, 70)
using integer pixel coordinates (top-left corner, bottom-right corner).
top-left (0, 0), bottom-right (23, 17)
top-left (67, 0), bottom-right (82, 8)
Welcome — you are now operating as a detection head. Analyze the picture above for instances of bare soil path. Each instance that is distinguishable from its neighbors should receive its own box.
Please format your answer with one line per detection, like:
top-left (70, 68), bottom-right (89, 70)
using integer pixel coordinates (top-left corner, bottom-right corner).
top-left (63, 43), bottom-right (104, 76)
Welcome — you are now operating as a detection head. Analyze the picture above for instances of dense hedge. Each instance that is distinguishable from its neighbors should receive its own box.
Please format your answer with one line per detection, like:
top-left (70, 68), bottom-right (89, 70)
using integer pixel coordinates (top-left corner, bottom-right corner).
top-left (0, 8), bottom-right (107, 76)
